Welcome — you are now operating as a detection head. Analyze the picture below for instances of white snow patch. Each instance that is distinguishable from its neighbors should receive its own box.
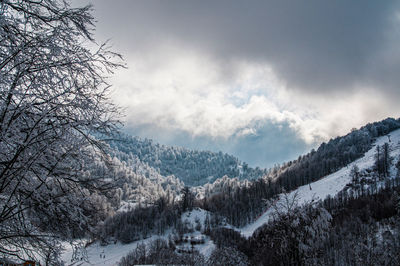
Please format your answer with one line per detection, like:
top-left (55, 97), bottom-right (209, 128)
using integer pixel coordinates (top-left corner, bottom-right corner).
top-left (61, 234), bottom-right (168, 266)
top-left (117, 201), bottom-right (138, 212)
top-left (177, 208), bottom-right (216, 258)
top-left (181, 207), bottom-right (210, 226)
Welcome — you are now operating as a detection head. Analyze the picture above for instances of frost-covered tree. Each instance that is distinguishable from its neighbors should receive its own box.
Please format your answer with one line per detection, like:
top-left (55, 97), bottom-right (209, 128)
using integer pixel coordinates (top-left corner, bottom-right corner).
top-left (375, 143), bottom-right (392, 177)
top-left (181, 186), bottom-right (194, 212)
top-left (350, 164), bottom-right (360, 183)
top-left (207, 246), bottom-right (249, 266)
top-left (118, 238), bottom-right (205, 266)
top-left (251, 201), bottom-right (331, 265)
top-left (0, 0), bottom-right (123, 262)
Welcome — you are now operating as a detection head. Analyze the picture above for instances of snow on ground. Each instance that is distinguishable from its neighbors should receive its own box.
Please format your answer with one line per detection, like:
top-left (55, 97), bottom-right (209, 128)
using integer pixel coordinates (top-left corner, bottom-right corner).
top-left (117, 201), bottom-right (138, 213)
top-left (177, 208), bottom-right (216, 258)
top-left (62, 208), bottom-right (214, 266)
top-left (240, 129), bottom-right (400, 238)
top-left (175, 231), bottom-right (216, 258)
top-left (175, 208), bottom-right (216, 258)
top-left (181, 207), bottom-right (210, 226)
top-left (61, 234), bottom-right (168, 266)
top-left (195, 239), bottom-right (216, 258)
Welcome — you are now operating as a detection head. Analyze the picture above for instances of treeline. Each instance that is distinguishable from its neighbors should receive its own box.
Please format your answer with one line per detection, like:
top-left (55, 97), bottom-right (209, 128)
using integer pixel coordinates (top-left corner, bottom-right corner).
top-left (201, 178), bottom-right (280, 227)
top-left (200, 118), bottom-right (400, 227)
top-left (100, 197), bottom-right (180, 244)
top-left (102, 118), bottom-right (400, 236)
top-left (100, 187), bottom-right (199, 244)
top-left (118, 238), bottom-right (205, 266)
top-left (100, 118), bottom-right (400, 229)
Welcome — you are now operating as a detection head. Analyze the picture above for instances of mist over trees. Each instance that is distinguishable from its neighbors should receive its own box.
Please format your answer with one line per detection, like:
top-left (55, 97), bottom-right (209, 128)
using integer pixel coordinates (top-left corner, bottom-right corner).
top-left (0, 0), bottom-right (123, 262)
top-left (98, 118), bottom-right (400, 249)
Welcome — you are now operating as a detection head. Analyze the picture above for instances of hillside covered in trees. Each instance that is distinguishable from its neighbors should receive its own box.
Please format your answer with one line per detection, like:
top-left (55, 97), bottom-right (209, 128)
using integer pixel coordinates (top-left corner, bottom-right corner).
top-left (90, 118), bottom-right (400, 265)
top-left (181, 118), bottom-right (400, 227)
top-left (112, 122), bottom-right (400, 266)
top-left (107, 134), bottom-right (266, 186)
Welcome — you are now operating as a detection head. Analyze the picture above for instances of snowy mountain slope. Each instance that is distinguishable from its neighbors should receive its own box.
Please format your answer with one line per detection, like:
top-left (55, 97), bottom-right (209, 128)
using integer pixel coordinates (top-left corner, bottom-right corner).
top-left (59, 120), bottom-right (400, 264)
top-left (62, 208), bottom-right (215, 266)
top-left (104, 118), bottom-right (400, 214)
top-left (239, 128), bottom-right (400, 238)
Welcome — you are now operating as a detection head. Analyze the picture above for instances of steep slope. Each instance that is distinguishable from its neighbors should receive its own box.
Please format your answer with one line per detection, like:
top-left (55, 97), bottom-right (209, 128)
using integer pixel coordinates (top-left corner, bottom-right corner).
top-left (239, 128), bottom-right (400, 237)
top-left (271, 118), bottom-right (400, 190)
top-left (200, 118), bottom-right (400, 228)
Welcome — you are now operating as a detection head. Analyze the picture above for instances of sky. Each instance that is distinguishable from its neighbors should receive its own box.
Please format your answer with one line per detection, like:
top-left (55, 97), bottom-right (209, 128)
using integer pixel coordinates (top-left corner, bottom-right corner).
top-left (76, 0), bottom-right (400, 168)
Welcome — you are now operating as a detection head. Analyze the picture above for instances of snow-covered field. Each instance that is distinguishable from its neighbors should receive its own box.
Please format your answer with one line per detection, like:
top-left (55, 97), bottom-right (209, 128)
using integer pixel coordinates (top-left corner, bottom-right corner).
top-left (240, 129), bottom-right (400, 237)
top-left (62, 234), bottom-right (170, 266)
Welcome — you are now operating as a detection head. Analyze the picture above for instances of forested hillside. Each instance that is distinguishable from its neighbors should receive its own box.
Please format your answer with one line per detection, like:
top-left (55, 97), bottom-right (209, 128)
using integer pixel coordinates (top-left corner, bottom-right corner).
top-left (107, 134), bottom-right (266, 186)
top-left (200, 118), bottom-right (400, 227)
top-left (203, 185), bottom-right (400, 266)
top-left (113, 132), bottom-right (400, 266)
top-left (97, 117), bottom-right (400, 229)
top-left (275, 117), bottom-right (400, 189)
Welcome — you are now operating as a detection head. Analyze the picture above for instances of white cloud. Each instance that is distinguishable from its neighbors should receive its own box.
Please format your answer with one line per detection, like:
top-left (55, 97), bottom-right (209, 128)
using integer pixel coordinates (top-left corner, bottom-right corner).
top-left (110, 45), bottom-right (400, 144)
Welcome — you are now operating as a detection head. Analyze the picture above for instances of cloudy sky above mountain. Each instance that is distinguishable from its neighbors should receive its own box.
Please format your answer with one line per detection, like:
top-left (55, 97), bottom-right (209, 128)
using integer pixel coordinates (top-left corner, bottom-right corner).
top-left (78, 0), bottom-right (400, 167)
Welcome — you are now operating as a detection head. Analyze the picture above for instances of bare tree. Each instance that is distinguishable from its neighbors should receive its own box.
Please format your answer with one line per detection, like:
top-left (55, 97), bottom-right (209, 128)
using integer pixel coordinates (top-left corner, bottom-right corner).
top-left (350, 164), bottom-right (360, 183)
top-left (271, 190), bottom-right (300, 219)
top-left (0, 0), bottom-right (123, 263)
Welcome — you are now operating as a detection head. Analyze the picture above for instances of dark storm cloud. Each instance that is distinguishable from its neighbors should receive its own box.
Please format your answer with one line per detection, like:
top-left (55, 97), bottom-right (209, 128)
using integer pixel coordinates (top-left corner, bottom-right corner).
top-left (73, 0), bottom-right (400, 167)
top-left (91, 0), bottom-right (400, 94)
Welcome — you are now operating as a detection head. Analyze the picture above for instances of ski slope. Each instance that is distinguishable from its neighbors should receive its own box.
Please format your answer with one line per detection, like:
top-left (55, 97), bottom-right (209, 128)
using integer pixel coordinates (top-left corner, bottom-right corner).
top-left (240, 129), bottom-right (400, 238)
